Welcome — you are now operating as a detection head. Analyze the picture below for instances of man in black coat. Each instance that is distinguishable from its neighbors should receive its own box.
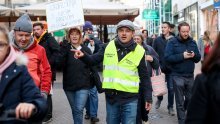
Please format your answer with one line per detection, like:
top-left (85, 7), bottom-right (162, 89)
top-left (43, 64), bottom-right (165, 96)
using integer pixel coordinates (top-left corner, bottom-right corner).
top-left (33, 22), bottom-right (61, 123)
top-left (152, 22), bottom-right (175, 116)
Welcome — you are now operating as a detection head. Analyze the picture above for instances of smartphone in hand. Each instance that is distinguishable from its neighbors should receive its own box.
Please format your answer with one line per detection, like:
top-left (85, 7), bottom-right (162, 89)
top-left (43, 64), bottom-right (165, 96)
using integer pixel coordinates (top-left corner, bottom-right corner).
top-left (187, 50), bottom-right (193, 54)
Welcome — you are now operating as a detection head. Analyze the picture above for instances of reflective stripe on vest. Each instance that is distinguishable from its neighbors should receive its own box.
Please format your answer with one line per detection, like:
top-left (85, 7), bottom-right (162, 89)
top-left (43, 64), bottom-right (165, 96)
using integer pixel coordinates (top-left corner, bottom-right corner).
top-left (104, 65), bottom-right (138, 76)
top-left (103, 40), bottom-right (145, 93)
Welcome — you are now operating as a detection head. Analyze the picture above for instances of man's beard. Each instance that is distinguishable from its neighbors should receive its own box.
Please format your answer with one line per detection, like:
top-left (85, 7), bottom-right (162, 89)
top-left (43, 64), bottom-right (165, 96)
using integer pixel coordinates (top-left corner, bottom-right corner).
top-left (180, 34), bottom-right (189, 41)
top-left (34, 34), bottom-right (40, 38)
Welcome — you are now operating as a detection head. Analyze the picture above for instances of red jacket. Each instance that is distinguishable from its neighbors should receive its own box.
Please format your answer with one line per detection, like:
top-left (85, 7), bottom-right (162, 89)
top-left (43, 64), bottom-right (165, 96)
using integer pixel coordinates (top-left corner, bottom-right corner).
top-left (14, 41), bottom-right (52, 94)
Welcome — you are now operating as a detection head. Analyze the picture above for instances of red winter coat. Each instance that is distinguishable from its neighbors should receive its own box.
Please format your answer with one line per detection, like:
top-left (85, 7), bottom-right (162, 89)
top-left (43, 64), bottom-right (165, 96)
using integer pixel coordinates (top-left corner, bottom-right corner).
top-left (14, 41), bottom-right (52, 94)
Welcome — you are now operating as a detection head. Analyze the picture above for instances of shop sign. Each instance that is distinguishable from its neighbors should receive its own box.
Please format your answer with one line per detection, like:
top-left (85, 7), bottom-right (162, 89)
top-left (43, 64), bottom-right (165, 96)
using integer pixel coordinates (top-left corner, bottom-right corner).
top-left (142, 9), bottom-right (159, 20)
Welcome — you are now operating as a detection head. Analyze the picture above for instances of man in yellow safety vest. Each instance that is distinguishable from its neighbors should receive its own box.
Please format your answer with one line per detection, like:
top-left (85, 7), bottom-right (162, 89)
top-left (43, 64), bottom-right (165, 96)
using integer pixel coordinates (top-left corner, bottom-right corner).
top-left (74, 20), bottom-right (152, 124)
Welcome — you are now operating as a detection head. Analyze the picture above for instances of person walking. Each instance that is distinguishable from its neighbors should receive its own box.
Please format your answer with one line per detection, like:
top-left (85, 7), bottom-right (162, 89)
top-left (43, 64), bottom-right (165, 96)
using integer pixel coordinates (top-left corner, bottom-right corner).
top-left (82, 21), bottom-right (102, 123)
top-left (11, 14), bottom-right (52, 102)
top-left (164, 22), bottom-right (201, 124)
top-left (197, 30), bottom-right (214, 64)
top-left (60, 27), bottom-right (95, 124)
top-left (73, 20), bottom-right (152, 124)
top-left (134, 33), bottom-right (159, 124)
top-left (185, 31), bottom-right (220, 124)
top-left (0, 25), bottom-right (48, 124)
top-left (142, 29), bottom-right (153, 46)
top-left (152, 22), bottom-right (175, 115)
top-left (33, 22), bottom-right (61, 123)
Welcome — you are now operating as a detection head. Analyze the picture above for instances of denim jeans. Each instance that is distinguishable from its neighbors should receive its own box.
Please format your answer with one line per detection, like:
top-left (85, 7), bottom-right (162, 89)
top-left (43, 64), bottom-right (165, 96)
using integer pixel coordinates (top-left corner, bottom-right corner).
top-left (172, 75), bottom-right (194, 124)
top-left (157, 74), bottom-right (175, 109)
top-left (65, 89), bottom-right (89, 124)
top-left (85, 86), bottom-right (99, 117)
top-left (106, 99), bottom-right (138, 124)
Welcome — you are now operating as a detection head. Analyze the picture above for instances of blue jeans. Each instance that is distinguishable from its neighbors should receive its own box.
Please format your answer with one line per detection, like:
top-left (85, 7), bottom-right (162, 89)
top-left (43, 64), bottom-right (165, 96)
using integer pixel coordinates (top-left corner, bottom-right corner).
top-left (157, 74), bottom-right (174, 109)
top-left (106, 99), bottom-right (138, 124)
top-left (85, 86), bottom-right (98, 117)
top-left (65, 89), bottom-right (89, 124)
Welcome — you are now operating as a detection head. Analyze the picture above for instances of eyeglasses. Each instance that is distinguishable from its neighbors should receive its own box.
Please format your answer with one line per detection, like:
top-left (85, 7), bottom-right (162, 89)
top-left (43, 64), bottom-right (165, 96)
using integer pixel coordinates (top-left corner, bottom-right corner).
top-left (0, 43), bottom-right (8, 50)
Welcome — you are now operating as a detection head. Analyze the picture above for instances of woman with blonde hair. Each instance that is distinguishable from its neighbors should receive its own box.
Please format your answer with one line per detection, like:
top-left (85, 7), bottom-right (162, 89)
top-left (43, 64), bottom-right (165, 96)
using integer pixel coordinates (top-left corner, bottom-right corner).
top-left (197, 30), bottom-right (214, 63)
top-left (60, 27), bottom-right (94, 124)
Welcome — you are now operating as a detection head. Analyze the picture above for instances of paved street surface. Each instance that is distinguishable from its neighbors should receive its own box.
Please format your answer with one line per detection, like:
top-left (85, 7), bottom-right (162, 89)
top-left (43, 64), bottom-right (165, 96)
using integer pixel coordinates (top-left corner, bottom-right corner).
top-left (49, 63), bottom-right (201, 124)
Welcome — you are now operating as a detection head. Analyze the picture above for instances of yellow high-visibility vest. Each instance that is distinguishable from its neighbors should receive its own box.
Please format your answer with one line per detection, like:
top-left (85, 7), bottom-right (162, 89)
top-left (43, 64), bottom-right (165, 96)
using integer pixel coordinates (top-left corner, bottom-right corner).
top-left (103, 40), bottom-right (145, 93)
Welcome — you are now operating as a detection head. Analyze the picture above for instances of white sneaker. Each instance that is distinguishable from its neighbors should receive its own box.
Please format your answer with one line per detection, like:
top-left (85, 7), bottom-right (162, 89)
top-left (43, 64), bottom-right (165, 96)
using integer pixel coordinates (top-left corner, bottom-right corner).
top-left (142, 121), bottom-right (150, 124)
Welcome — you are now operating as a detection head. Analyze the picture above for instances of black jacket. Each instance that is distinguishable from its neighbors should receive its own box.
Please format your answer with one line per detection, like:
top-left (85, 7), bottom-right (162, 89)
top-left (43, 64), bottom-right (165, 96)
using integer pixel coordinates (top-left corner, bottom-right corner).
top-left (38, 32), bottom-right (61, 81)
top-left (143, 43), bottom-right (159, 77)
top-left (152, 34), bottom-right (173, 74)
top-left (60, 41), bottom-right (93, 91)
top-left (144, 37), bottom-right (153, 46)
top-left (186, 70), bottom-right (220, 124)
top-left (81, 38), bottom-right (152, 104)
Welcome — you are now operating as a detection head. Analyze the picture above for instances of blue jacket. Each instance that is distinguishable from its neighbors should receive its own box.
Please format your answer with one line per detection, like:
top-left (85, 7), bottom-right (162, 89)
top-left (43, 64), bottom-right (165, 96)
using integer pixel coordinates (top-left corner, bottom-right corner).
top-left (164, 36), bottom-right (201, 76)
top-left (0, 62), bottom-right (47, 123)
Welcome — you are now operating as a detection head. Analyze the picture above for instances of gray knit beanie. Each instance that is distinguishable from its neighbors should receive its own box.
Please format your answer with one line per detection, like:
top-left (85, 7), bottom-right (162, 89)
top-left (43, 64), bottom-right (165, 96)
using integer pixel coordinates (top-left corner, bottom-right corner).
top-left (14, 14), bottom-right (33, 33)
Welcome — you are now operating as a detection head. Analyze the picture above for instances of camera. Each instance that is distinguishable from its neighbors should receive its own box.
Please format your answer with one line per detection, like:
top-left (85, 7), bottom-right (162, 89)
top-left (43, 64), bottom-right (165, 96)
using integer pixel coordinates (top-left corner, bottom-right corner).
top-left (88, 34), bottom-right (94, 40)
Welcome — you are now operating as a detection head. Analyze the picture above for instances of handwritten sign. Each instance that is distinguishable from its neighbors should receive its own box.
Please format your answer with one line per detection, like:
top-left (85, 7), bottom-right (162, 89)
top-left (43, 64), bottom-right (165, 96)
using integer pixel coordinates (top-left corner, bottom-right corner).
top-left (46, 0), bottom-right (84, 32)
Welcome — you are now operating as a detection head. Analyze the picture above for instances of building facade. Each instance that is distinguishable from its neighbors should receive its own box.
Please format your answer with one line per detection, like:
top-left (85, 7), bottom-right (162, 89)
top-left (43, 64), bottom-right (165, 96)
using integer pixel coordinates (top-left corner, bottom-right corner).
top-left (143, 0), bottom-right (172, 36)
top-left (172, 0), bottom-right (218, 41)
top-left (173, 0), bottom-right (199, 41)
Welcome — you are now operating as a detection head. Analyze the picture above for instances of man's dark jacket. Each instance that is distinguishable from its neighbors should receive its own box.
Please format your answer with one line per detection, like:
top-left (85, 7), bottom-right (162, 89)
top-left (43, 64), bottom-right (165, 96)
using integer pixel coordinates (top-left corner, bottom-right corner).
top-left (152, 35), bottom-right (173, 74)
top-left (38, 32), bottom-right (61, 81)
top-left (164, 36), bottom-right (201, 76)
top-left (144, 37), bottom-right (153, 46)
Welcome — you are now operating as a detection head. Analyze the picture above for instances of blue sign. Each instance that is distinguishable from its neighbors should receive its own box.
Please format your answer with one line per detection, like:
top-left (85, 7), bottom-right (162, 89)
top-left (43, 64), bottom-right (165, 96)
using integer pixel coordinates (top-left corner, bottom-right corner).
top-left (214, 0), bottom-right (220, 8)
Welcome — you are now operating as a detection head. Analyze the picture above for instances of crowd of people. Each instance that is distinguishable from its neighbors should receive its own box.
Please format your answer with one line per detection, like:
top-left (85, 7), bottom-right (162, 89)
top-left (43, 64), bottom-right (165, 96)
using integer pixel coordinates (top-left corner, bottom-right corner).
top-left (0, 13), bottom-right (219, 124)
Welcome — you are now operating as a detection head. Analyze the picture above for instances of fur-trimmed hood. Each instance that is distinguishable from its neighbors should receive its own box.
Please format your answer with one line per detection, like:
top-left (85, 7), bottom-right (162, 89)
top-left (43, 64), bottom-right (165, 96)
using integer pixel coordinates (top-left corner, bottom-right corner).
top-left (0, 46), bottom-right (28, 75)
top-left (15, 52), bottom-right (28, 66)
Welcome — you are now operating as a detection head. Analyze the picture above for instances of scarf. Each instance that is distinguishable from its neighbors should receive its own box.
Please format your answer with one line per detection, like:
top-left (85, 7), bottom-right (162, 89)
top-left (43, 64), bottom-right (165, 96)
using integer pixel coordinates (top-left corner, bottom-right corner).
top-left (116, 37), bottom-right (134, 48)
top-left (35, 31), bottom-right (47, 44)
top-left (0, 46), bottom-right (17, 75)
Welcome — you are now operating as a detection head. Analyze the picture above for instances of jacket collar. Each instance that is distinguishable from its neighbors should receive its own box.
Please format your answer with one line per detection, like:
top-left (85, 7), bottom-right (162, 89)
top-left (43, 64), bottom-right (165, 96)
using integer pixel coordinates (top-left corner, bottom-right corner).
top-left (176, 34), bottom-right (193, 43)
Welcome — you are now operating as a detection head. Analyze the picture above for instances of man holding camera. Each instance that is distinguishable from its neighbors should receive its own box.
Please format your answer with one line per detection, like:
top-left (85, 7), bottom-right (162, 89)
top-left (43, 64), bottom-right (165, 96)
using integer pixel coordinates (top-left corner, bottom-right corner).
top-left (164, 22), bottom-right (201, 124)
top-left (83, 21), bottom-right (103, 123)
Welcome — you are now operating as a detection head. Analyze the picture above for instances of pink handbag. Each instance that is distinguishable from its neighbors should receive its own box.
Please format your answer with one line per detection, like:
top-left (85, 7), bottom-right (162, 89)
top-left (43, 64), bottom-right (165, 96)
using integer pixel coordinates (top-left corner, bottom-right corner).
top-left (151, 68), bottom-right (167, 96)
